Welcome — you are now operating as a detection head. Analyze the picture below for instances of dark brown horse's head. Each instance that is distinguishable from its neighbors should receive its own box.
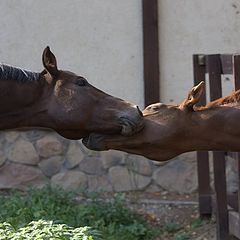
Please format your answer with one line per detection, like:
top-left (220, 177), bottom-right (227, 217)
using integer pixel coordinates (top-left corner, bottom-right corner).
top-left (41, 47), bottom-right (144, 139)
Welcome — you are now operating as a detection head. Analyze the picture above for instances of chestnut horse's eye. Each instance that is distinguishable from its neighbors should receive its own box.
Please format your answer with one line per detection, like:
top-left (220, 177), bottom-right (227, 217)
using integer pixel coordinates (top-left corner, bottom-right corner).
top-left (76, 78), bottom-right (87, 87)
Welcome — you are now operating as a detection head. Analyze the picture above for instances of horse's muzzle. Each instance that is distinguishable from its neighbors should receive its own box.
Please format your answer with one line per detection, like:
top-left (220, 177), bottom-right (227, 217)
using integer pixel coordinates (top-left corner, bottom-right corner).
top-left (119, 116), bottom-right (144, 136)
top-left (118, 105), bottom-right (144, 136)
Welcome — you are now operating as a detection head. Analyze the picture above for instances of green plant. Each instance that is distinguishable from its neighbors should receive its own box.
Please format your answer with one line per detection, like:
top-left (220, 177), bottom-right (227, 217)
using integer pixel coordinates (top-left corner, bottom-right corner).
top-left (175, 233), bottom-right (189, 240)
top-left (191, 218), bottom-right (207, 229)
top-left (0, 220), bottom-right (102, 240)
top-left (77, 193), bottom-right (160, 240)
top-left (0, 186), bottom-right (78, 228)
top-left (164, 223), bottom-right (182, 233)
top-left (0, 187), bottom-right (160, 240)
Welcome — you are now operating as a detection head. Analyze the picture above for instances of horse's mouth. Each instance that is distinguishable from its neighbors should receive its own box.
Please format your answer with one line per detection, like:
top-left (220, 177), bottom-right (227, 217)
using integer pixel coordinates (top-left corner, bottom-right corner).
top-left (82, 118), bottom-right (144, 150)
top-left (119, 117), bottom-right (144, 136)
top-left (57, 116), bottom-right (144, 142)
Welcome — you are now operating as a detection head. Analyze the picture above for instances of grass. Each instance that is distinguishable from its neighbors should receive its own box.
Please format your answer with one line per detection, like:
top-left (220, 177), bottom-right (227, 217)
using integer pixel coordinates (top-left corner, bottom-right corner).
top-left (191, 217), bottom-right (207, 229)
top-left (164, 223), bottom-right (182, 233)
top-left (162, 217), bottom-right (210, 240)
top-left (174, 233), bottom-right (189, 240)
top-left (0, 186), bottom-right (160, 240)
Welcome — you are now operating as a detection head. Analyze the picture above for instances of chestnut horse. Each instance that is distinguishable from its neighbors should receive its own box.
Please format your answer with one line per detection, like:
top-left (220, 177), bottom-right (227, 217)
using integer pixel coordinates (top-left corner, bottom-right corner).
top-left (83, 81), bottom-right (240, 161)
top-left (0, 47), bottom-right (143, 139)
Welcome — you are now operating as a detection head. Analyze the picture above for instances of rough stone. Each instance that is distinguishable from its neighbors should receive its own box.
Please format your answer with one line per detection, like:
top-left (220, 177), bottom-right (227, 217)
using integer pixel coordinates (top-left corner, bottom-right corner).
top-left (88, 175), bottom-right (112, 192)
top-left (226, 156), bottom-right (238, 193)
top-left (0, 162), bottom-right (47, 190)
top-left (108, 166), bottom-right (132, 191)
top-left (36, 135), bottom-right (63, 158)
top-left (108, 166), bottom-right (151, 191)
top-left (5, 131), bottom-right (19, 143)
top-left (0, 150), bottom-right (7, 167)
top-left (38, 156), bottom-right (63, 177)
top-left (51, 171), bottom-right (87, 191)
top-left (205, 153), bottom-right (238, 193)
top-left (80, 143), bottom-right (101, 157)
top-left (173, 152), bottom-right (197, 162)
top-left (81, 145), bottom-right (101, 157)
top-left (23, 130), bottom-right (50, 142)
top-left (8, 139), bottom-right (39, 165)
top-left (131, 173), bottom-right (152, 190)
top-left (65, 142), bottom-right (84, 169)
top-left (153, 155), bottom-right (198, 194)
top-left (79, 156), bottom-right (104, 174)
top-left (145, 183), bottom-right (162, 193)
top-left (126, 154), bottom-right (152, 176)
top-left (101, 150), bottom-right (126, 169)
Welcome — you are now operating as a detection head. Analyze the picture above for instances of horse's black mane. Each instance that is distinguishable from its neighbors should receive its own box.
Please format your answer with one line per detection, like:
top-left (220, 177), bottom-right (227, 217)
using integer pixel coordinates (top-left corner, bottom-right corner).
top-left (0, 64), bottom-right (40, 83)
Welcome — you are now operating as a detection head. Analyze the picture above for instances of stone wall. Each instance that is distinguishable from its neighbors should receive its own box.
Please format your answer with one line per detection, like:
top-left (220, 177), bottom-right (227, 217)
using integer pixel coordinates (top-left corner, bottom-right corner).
top-left (0, 130), bottom-right (199, 194)
top-left (0, 130), bottom-right (238, 194)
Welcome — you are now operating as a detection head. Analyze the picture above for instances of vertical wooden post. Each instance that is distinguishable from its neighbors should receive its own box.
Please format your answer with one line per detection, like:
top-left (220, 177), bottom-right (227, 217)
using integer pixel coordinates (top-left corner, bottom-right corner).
top-left (142, 0), bottom-right (160, 106)
top-left (207, 55), bottom-right (229, 240)
top-left (193, 54), bottom-right (212, 217)
top-left (233, 55), bottom-right (240, 225)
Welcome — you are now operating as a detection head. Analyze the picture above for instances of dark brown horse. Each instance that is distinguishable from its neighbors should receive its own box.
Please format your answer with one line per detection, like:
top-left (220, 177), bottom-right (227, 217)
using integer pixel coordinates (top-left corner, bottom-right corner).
top-left (0, 47), bottom-right (143, 139)
top-left (83, 81), bottom-right (240, 161)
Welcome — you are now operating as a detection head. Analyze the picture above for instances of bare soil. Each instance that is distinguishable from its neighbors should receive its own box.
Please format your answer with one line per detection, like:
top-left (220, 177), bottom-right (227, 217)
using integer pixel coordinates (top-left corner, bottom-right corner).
top-left (124, 191), bottom-right (217, 240)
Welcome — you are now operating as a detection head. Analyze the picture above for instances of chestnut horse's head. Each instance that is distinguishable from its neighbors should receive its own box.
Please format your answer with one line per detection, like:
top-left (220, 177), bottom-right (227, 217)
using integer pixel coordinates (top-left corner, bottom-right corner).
top-left (41, 47), bottom-right (143, 139)
top-left (82, 81), bottom-right (205, 161)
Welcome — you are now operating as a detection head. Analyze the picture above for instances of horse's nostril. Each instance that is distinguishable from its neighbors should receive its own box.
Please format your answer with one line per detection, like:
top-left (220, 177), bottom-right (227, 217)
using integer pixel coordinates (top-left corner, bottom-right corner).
top-left (137, 106), bottom-right (143, 117)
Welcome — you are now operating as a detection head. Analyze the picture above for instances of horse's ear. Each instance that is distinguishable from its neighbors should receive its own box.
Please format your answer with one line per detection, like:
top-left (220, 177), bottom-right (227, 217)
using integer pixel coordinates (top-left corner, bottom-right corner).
top-left (180, 81), bottom-right (205, 111)
top-left (42, 46), bottom-right (58, 76)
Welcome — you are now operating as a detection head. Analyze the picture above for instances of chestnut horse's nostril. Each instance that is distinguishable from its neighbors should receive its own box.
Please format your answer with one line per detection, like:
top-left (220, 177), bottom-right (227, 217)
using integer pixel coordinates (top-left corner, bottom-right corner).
top-left (137, 106), bottom-right (143, 117)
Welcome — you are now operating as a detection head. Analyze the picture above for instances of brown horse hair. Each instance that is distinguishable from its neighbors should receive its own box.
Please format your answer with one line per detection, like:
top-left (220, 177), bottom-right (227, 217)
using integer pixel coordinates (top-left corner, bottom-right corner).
top-left (195, 89), bottom-right (240, 111)
top-left (0, 64), bottom-right (40, 83)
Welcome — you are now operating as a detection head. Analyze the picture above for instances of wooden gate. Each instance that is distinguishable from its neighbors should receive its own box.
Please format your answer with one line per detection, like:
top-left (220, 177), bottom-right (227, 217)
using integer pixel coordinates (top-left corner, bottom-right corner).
top-left (193, 54), bottom-right (240, 240)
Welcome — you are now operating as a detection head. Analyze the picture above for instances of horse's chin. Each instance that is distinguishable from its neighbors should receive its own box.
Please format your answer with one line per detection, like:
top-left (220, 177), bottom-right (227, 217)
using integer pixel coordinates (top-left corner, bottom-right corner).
top-left (56, 127), bottom-right (120, 141)
top-left (56, 130), bottom-right (89, 140)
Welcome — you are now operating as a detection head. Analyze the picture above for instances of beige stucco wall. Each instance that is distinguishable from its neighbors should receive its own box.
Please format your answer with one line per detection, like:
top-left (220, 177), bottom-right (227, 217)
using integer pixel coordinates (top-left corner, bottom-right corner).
top-left (0, 0), bottom-right (144, 108)
top-left (158, 0), bottom-right (240, 104)
top-left (3, 0), bottom-right (240, 122)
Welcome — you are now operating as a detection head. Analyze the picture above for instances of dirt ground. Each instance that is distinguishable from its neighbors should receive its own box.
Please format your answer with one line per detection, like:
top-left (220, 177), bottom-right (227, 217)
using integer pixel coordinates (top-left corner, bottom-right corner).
top-left (125, 191), bottom-right (217, 240)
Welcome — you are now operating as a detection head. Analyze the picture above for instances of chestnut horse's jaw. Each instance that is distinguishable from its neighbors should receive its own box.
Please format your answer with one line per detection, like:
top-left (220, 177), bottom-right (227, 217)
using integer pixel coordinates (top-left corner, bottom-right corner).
top-left (82, 133), bottom-right (186, 162)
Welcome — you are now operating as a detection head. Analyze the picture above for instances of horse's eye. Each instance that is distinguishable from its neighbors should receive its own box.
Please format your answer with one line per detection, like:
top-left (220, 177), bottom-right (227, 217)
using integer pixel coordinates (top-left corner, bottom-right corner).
top-left (152, 106), bottom-right (160, 111)
top-left (76, 78), bottom-right (87, 87)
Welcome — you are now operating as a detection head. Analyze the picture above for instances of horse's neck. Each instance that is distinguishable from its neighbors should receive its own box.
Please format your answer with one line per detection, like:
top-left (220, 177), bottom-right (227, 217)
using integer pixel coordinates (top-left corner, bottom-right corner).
top-left (0, 79), bottom-right (50, 130)
top-left (184, 106), bottom-right (240, 152)
top-left (201, 89), bottom-right (240, 109)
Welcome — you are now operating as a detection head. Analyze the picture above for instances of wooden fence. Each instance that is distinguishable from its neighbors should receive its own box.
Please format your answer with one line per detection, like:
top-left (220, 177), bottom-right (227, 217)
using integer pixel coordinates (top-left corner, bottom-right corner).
top-left (193, 54), bottom-right (240, 240)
